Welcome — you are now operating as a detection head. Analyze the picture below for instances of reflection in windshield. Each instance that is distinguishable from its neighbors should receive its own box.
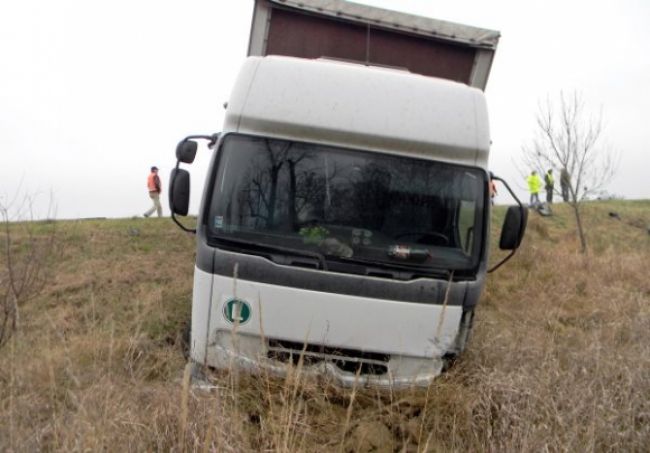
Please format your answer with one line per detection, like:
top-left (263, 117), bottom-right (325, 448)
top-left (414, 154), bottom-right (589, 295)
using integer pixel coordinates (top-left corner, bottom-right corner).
top-left (208, 135), bottom-right (485, 271)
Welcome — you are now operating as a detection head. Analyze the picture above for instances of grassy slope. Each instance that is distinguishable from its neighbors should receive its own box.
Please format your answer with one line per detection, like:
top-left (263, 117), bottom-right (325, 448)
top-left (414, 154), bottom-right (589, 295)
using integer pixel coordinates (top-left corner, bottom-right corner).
top-left (1, 200), bottom-right (649, 451)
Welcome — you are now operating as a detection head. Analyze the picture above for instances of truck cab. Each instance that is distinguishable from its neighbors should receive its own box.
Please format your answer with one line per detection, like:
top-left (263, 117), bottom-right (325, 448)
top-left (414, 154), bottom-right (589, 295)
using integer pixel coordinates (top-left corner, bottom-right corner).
top-left (169, 0), bottom-right (526, 387)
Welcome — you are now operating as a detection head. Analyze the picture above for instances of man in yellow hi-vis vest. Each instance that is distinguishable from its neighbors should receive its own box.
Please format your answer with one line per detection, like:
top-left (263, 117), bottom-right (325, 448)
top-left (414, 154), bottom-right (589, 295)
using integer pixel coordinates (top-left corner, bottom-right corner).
top-left (527, 170), bottom-right (543, 208)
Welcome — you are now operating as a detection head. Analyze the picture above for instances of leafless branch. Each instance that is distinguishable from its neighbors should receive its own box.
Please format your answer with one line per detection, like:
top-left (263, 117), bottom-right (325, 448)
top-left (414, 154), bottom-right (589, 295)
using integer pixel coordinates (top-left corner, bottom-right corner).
top-left (520, 91), bottom-right (619, 252)
top-left (0, 194), bottom-right (56, 348)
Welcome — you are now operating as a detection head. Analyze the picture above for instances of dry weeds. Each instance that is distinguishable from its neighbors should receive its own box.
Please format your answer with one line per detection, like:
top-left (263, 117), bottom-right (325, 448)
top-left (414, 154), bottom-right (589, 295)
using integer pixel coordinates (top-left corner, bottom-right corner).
top-left (1, 201), bottom-right (649, 452)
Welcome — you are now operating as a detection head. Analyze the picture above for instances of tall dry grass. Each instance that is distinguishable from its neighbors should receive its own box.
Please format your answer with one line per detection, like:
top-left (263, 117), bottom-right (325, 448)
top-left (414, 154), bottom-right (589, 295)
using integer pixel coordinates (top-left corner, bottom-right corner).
top-left (0, 201), bottom-right (649, 451)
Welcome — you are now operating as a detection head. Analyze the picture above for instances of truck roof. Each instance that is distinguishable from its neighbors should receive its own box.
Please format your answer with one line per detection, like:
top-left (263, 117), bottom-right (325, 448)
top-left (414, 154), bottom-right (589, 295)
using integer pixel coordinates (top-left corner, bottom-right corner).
top-left (224, 56), bottom-right (490, 169)
top-left (267, 0), bottom-right (499, 49)
top-left (249, 0), bottom-right (500, 90)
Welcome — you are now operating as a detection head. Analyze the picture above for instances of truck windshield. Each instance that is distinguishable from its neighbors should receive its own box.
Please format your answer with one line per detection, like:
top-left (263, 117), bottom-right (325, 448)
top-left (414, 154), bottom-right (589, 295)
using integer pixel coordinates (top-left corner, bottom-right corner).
top-left (207, 134), bottom-right (485, 273)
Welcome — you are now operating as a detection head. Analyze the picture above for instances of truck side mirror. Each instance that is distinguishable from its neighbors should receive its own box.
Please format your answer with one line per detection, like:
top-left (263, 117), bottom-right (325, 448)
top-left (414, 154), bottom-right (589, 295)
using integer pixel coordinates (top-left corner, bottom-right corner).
top-left (169, 168), bottom-right (190, 216)
top-left (499, 205), bottom-right (528, 250)
top-left (170, 133), bottom-right (218, 234)
top-left (176, 140), bottom-right (198, 164)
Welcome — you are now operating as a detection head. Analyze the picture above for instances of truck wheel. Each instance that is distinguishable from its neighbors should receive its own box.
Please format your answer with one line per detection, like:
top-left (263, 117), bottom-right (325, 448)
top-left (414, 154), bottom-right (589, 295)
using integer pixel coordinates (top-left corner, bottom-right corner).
top-left (442, 353), bottom-right (457, 372)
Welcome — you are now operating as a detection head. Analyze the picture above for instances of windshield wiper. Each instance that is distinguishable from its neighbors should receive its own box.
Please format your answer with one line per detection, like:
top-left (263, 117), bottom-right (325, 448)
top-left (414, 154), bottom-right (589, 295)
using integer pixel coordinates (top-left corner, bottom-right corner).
top-left (328, 255), bottom-right (451, 279)
top-left (210, 235), bottom-right (328, 271)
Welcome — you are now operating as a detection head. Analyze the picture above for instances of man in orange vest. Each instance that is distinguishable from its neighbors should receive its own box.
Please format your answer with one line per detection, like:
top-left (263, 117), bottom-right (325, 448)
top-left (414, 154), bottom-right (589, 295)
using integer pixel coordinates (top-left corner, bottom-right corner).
top-left (489, 172), bottom-right (497, 205)
top-left (143, 166), bottom-right (162, 217)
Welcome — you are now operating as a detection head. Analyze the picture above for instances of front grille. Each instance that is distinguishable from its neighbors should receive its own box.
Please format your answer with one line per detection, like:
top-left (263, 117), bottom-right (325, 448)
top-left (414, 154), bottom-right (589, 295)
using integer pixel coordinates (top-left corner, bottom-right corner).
top-left (267, 339), bottom-right (390, 375)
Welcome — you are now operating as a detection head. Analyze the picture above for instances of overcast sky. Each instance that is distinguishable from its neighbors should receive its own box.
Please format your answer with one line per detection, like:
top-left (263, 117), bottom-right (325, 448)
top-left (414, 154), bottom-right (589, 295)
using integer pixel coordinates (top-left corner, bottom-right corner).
top-left (1, 0), bottom-right (648, 219)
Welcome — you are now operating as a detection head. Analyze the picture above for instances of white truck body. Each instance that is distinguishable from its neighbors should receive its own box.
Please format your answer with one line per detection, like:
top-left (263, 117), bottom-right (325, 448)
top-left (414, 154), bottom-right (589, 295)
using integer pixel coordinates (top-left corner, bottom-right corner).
top-left (188, 56), bottom-right (492, 386)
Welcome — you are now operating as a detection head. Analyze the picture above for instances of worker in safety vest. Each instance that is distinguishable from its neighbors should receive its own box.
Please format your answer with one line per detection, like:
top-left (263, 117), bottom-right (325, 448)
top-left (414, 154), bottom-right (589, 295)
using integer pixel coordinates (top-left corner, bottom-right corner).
top-left (560, 168), bottom-right (571, 202)
top-left (143, 166), bottom-right (163, 217)
top-left (489, 172), bottom-right (497, 205)
top-left (527, 170), bottom-right (543, 208)
top-left (544, 169), bottom-right (554, 204)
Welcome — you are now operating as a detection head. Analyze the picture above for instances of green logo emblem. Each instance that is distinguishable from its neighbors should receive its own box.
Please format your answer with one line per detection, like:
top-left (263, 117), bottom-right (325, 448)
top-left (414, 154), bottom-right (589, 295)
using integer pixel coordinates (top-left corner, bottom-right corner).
top-left (223, 298), bottom-right (251, 325)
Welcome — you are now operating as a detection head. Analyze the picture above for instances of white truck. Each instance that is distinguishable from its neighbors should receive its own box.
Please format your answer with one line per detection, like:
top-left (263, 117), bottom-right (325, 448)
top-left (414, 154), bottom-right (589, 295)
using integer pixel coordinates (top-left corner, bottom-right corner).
top-left (169, 0), bottom-right (527, 387)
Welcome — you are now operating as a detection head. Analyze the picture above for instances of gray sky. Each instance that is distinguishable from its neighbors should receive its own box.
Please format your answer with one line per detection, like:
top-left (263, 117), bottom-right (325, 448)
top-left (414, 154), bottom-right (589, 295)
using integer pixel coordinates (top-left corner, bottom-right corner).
top-left (1, 0), bottom-right (648, 219)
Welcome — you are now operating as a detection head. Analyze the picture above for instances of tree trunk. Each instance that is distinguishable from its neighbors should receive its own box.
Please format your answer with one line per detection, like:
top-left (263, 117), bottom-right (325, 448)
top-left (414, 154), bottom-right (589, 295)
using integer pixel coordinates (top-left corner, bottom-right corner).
top-left (287, 160), bottom-right (297, 230)
top-left (266, 166), bottom-right (280, 229)
top-left (571, 202), bottom-right (587, 253)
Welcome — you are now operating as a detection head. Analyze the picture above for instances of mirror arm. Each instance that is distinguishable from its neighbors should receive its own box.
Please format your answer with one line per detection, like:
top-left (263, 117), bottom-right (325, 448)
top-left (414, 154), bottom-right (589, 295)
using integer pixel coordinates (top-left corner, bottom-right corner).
top-left (487, 249), bottom-right (515, 274)
top-left (492, 175), bottom-right (524, 208)
top-left (179, 134), bottom-right (219, 148)
top-left (487, 175), bottom-right (526, 274)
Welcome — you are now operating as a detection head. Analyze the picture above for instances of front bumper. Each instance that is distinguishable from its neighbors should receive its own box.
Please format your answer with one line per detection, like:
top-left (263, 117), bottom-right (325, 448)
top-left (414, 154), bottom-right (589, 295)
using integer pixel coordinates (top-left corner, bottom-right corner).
top-left (202, 331), bottom-right (445, 388)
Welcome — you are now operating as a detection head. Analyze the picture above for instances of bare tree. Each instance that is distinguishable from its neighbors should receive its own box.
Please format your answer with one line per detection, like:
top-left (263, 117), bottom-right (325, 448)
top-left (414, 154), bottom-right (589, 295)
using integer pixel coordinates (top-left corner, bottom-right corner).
top-left (521, 91), bottom-right (618, 252)
top-left (0, 194), bottom-right (56, 348)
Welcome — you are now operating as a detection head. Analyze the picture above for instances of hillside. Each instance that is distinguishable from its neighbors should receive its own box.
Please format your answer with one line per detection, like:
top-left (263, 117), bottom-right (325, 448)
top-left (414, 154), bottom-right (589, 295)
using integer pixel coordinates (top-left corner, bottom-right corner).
top-left (1, 200), bottom-right (649, 451)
